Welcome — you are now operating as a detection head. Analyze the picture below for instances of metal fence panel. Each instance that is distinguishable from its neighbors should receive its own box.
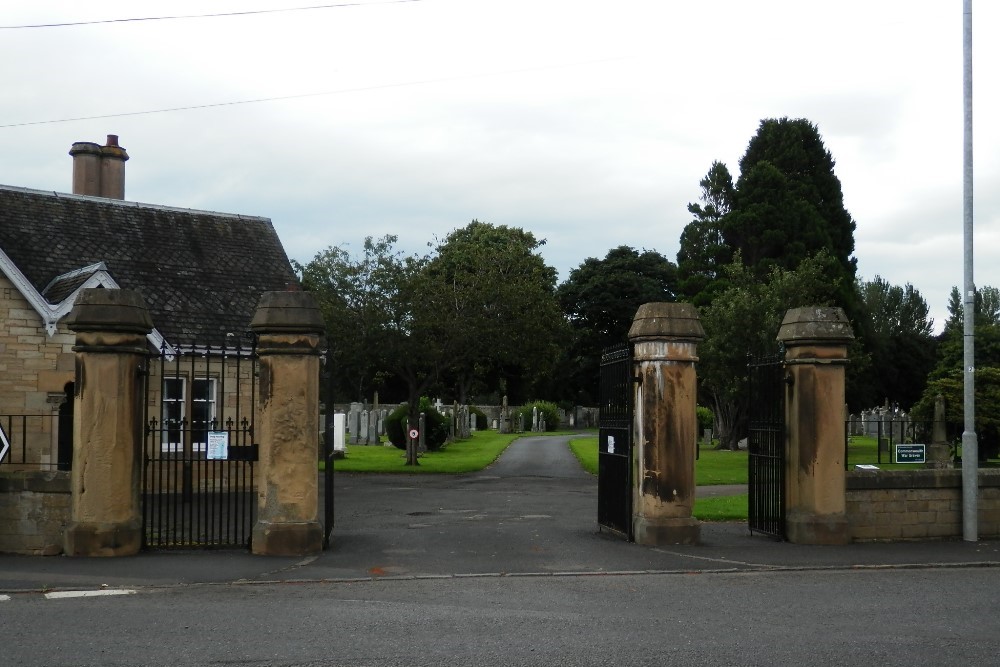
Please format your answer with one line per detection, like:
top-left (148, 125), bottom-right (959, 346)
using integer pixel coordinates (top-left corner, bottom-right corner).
top-left (598, 343), bottom-right (633, 540)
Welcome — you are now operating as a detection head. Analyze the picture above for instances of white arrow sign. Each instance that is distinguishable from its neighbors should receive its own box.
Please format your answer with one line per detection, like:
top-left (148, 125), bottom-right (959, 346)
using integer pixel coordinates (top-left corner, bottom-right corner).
top-left (0, 423), bottom-right (9, 463)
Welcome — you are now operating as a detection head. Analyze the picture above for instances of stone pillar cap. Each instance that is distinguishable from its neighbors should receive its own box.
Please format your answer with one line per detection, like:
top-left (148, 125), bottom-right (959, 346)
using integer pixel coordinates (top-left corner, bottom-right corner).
top-left (628, 302), bottom-right (704, 342)
top-left (777, 307), bottom-right (854, 345)
top-left (250, 290), bottom-right (325, 334)
top-left (64, 288), bottom-right (153, 334)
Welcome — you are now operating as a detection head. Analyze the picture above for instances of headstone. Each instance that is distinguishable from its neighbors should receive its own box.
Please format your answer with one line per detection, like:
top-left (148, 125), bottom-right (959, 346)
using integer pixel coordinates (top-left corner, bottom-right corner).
top-left (349, 402), bottom-right (363, 444)
top-left (333, 413), bottom-right (346, 453)
top-left (359, 409), bottom-right (370, 444)
top-left (926, 394), bottom-right (952, 469)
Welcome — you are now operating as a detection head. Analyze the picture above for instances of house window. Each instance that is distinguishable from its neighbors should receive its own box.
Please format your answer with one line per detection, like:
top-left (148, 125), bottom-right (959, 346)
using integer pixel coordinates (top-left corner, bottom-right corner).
top-left (161, 377), bottom-right (218, 453)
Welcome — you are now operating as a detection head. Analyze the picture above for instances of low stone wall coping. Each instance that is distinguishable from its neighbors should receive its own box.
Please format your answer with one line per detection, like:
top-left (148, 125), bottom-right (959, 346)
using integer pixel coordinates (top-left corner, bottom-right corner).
top-left (0, 470), bottom-right (71, 494)
top-left (847, 468), bottom-right (1000, 491)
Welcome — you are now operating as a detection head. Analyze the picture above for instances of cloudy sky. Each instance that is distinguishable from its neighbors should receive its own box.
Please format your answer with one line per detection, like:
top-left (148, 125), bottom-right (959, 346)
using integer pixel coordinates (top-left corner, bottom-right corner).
top-left (2, 0), bottom-right (997, 332)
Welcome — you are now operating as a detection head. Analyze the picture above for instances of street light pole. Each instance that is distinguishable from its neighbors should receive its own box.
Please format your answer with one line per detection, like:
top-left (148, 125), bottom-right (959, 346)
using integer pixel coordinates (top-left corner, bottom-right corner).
top-left (961, 0), bottom-right (978, 542)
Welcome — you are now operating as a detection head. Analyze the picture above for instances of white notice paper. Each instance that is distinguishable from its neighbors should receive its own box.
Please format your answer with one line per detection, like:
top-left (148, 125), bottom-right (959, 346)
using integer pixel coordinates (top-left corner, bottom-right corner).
top-left (207, 431), bottom-right (229, 460)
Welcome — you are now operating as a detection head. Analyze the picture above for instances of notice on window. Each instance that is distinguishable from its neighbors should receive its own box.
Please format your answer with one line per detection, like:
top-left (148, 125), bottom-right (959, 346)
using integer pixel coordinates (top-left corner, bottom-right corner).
top-left (207, 431), bottom-right (229, 460)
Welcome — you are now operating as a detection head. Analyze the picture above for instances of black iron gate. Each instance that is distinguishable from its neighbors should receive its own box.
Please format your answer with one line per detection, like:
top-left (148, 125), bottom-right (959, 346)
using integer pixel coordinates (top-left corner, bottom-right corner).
top-left (141, 338), bottom-right (258, 549)
top-left (747, 350), bottom-right (786, 539)
top-left (598, 343), bottom-right (634, 540)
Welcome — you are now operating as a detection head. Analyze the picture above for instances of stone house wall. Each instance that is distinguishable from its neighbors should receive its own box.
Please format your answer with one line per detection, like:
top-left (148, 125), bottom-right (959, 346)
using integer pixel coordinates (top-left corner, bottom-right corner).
top-left (0, 273), bottom-right (76, 467)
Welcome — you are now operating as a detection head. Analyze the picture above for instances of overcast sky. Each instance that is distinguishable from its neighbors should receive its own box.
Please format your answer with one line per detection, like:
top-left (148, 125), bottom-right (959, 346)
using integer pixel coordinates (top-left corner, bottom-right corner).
top-left (2, 0), bottom-right (997, 333)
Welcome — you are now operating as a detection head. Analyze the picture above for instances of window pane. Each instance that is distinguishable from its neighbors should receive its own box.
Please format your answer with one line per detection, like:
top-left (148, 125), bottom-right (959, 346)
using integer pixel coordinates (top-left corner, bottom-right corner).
top-left (192, 379), bottom-right (209, 402)
top-left (164, 378), bottom-right (184, 401)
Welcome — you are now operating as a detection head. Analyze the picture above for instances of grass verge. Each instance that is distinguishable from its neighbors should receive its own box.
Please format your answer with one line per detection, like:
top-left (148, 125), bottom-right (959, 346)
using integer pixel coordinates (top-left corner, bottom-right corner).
top-left (693, 493), bottom-right (748, 521)
top-left (569, 436), bottom-right (748, 485)
top-left (330, 430), bottom-right (519, 474)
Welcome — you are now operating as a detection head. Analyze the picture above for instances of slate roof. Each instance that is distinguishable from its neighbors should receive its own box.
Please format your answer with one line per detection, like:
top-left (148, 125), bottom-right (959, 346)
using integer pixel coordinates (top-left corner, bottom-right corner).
top-left (0, 184), bottom-right (298, 343)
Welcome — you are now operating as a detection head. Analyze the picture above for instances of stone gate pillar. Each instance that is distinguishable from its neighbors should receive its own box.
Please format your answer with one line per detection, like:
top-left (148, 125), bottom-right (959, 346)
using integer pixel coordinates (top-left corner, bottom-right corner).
top-left (250, 291), bottom-right (325, 556)
top-left (63, 289), bottom-right (153, 557)
top-left (628, 302), bottom-right (704, 545)
top-left (778, 307), bottom-right (854, 545)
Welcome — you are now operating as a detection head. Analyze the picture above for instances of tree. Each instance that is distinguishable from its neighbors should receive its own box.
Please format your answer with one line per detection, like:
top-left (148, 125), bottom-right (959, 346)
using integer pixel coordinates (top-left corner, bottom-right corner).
top-left (426, 220), bottom-right (564, 403)
top-left (676, 161), bottom-right (733, 306)
top-left (933, 285), bottom-right (1000, 378)
top-left (676, 118), bottom-right (868, 407)
top-left (912, 284), bottom-right (1000, 460)
top-left (295, 235), bottom-right (413, 402)
top-left (556, 246), bottom-right (678, 404)
top-left (728, 117), bottom-right (856, 283)
top-left (698, 252), bottom-right (839, 449)
top-left (855, 276), bottom-right (936, 409)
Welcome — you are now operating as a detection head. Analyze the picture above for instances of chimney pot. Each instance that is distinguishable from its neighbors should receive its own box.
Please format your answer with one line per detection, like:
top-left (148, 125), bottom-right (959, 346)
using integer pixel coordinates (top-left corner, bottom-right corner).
top-left (69, 135), bottom-right (128, 199)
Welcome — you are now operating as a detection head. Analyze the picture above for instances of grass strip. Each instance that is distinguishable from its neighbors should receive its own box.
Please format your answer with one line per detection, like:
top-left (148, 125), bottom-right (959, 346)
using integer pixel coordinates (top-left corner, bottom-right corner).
top-left (330, 431), bottom-right (518, 474)
top-left (693, 493), bottom-right (748, 521)
top-left (569, 436), bottom-right (748, 485)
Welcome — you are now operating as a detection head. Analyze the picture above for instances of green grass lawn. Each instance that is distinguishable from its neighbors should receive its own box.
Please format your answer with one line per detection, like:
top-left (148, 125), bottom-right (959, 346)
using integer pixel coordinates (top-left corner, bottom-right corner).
top-left (693, 493), bottom-right (748, 521)
top-left (570, 435), bottom-right (749, 520)
top-left (330, 430), bottom-right (519, 474)
top-left (569, 435), bottom-right (748, 485)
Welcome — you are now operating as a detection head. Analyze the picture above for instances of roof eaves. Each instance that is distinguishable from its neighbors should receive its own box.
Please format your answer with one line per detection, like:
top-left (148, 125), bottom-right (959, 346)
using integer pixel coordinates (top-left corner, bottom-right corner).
top-left (0, 245), bottom-right (60, 336)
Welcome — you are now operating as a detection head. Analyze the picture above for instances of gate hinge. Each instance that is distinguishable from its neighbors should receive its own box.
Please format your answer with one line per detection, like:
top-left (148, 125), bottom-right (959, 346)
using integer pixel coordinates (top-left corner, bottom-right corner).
top-left (633, 375), bottom-right (642, 385)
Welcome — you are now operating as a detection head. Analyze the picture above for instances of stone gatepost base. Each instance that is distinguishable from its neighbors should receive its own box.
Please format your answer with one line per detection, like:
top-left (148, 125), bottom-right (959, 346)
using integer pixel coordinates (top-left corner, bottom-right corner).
top-left (633, 517), bottom-right (701, 546)
top-left (64, 519), bottom-right (141, 557)
top-left (785, 510), bottom-right (849, 545)
top-left (252, 520), bottom-right (324, 556)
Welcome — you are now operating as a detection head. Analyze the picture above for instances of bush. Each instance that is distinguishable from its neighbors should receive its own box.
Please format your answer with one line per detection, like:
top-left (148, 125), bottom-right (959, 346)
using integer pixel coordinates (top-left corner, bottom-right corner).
top-left (697, 406), bottom-right (715, 434)
top-left (385, 398), bottom-right (451, 451)
top-left (518, 400), bottom-right (561, 432)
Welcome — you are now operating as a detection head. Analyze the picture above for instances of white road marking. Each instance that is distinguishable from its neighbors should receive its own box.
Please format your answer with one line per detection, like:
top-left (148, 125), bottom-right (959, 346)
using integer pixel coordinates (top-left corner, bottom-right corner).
top-left (44, 589), bottom-right (136, 599)
top-left (0, 594), bottom-right (10, 601)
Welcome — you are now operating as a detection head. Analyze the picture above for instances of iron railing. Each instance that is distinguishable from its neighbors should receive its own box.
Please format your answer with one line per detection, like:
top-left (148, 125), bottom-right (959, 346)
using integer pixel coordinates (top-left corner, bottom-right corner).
top-left (598, 343), bottom-right (634, 540)
top-left (141, 338), bottom-right (258, 550)
top-left (844, 419), bottom-right (964, 468)
top-left (748, 352), bottom-right (786, 539)
top-left (0, 414), bottom-right (64, 471)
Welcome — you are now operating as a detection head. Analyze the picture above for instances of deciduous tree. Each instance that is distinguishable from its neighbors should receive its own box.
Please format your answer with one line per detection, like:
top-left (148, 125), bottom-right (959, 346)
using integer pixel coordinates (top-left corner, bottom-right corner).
top-left (556, 246), bottom-right (678, 404)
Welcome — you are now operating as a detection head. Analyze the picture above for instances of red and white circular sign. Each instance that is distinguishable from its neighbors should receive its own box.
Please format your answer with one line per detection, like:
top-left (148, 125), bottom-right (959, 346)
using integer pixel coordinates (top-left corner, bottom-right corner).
top-left (408, 429), bottom-right (419, 439)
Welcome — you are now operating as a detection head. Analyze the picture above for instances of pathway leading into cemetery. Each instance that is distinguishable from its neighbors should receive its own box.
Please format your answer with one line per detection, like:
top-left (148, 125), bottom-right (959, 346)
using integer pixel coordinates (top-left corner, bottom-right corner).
top-left (322, 435), bottom-right (746, 580)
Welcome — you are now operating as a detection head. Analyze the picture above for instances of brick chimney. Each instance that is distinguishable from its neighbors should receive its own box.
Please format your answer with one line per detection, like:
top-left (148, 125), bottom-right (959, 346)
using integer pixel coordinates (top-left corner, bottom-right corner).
top-left (69, 134), bottom-right (129, 199)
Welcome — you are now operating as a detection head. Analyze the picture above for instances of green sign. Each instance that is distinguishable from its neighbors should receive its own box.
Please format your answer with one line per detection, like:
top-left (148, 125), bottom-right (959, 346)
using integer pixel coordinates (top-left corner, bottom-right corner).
top-left (894, 444), bottom-right (926, 464)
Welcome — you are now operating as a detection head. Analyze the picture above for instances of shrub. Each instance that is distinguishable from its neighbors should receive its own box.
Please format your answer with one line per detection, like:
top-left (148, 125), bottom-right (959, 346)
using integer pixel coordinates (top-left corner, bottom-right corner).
top-left (518, 400), bottom-right (561, 432)
top-left (385, 398), bottom-right (451, 451)
top-left (697, 406), bottom-right (715, 434)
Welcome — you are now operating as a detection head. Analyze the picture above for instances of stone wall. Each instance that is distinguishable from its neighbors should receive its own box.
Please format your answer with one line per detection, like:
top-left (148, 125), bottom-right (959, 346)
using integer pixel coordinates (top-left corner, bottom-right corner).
top-left (0, 470), bottom-right (71, 555)
top-left (846, 469), bottom-right (1000, 541)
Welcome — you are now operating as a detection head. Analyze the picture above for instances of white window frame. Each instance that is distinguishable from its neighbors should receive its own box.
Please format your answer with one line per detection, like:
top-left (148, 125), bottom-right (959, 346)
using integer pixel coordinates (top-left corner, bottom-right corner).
top-left (160, 377), bottom-right (218, 453)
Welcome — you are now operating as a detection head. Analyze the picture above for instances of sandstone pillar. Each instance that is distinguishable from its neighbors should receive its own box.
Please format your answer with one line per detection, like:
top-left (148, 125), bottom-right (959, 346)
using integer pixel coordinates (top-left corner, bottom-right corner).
top-left (250, 291), bottom-right (325, 555)
top-left (63, 289), bottom-right (153, 556)
top-left (778, 307), bottom-right (854, 545)
top-left (629, 302), bottom-right (705, 545)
